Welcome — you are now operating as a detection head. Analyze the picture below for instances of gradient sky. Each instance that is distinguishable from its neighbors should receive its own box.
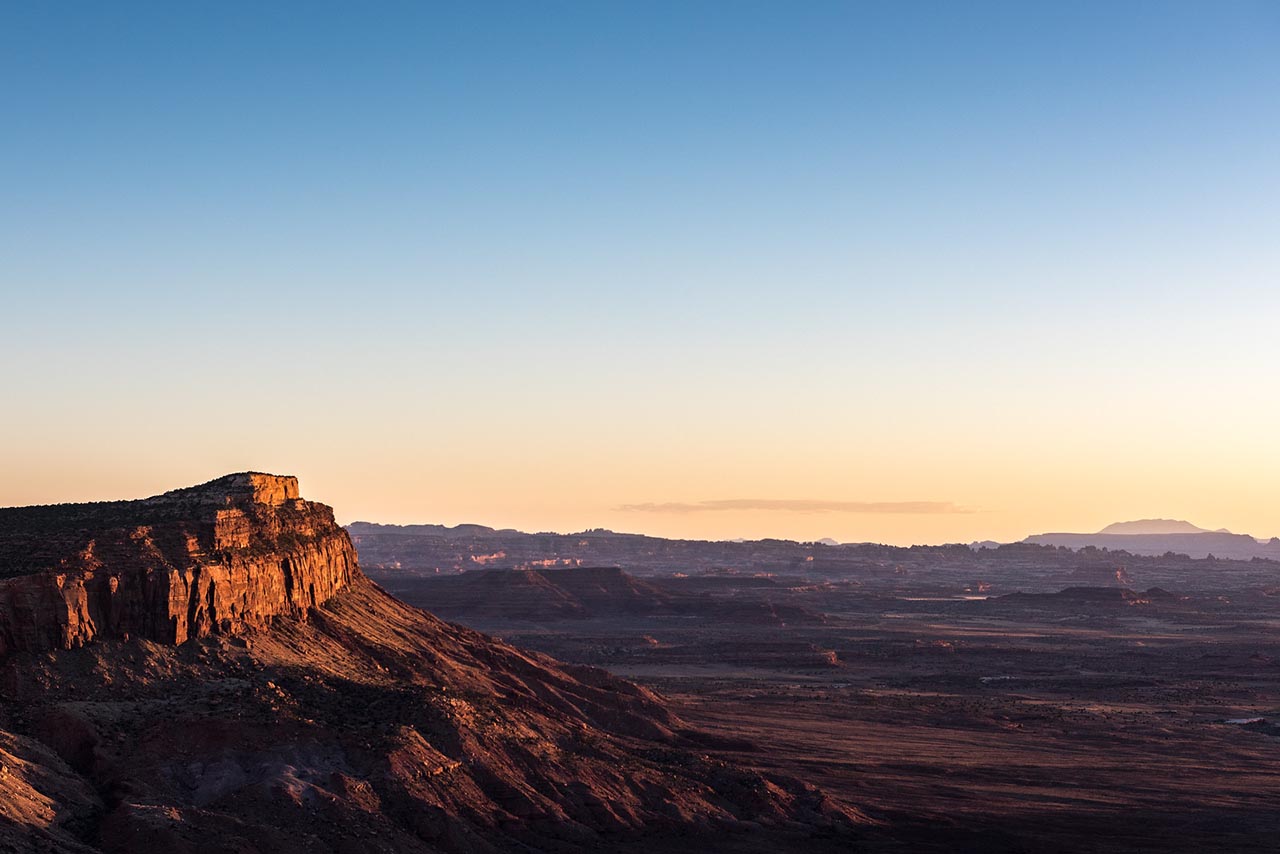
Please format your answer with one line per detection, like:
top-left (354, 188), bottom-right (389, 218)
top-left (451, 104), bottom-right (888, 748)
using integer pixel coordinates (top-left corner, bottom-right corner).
top-left (2, 2), bottom-right (1278, 545)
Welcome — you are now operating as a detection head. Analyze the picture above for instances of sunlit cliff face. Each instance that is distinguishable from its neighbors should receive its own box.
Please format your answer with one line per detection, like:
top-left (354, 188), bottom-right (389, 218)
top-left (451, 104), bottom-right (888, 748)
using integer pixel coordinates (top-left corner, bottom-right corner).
top-left (5, 427), bottom-right (1274, 548)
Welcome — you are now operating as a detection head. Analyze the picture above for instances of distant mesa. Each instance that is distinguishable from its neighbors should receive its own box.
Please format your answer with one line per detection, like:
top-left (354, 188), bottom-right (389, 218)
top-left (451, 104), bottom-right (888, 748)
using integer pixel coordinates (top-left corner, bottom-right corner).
top-left (1024, 519), bottom-right (1280, 561)
top-left (816, 537), bottom-right (841, 547)
top-left (1096, 519), bottom-right (1214, 536)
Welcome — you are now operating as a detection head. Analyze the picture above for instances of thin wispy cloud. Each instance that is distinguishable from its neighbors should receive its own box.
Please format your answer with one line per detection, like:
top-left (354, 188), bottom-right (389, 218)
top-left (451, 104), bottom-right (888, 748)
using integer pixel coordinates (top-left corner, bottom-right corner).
top-left (614, 499), bottom-right (975, 515)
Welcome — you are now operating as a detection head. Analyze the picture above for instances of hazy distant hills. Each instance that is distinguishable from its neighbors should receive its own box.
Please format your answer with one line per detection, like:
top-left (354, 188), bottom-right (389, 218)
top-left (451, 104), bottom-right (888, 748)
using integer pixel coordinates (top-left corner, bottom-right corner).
top-left (1025, 519), bottom-right (1280, 560)
top-left (347, 520), bottom-right (517, 537)
top-left (1097, 519), bottom-right (1217, 535)
top-left (347, 518), bottom-right (1280, 566)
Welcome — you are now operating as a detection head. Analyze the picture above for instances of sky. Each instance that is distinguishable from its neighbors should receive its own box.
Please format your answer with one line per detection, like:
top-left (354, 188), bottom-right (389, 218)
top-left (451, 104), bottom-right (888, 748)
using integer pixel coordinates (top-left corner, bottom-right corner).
top-left (2, 2), bottom-right (1278, 545)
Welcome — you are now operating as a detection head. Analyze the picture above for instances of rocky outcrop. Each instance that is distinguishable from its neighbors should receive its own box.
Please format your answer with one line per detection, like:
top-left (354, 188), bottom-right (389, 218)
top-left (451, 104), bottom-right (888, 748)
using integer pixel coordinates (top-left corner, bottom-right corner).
top-left (0, 473), bottom-right (356, 654)
top-left (0, 476), bottom-right (861, 852)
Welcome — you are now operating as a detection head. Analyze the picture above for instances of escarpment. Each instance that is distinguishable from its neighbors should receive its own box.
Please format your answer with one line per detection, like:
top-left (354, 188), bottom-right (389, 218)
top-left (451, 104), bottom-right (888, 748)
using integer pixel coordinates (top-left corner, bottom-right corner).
top-left (0, 475), bottom-right (860, 853)
top-left (0, 473), bottom-right (356, 654)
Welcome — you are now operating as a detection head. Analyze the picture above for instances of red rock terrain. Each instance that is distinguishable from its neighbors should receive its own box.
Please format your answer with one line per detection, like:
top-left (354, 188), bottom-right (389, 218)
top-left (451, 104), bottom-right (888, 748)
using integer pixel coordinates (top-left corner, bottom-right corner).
top-left (0, 473), bottom-right (354, 653)
top-left (0, 475), bottom-right (857, 853)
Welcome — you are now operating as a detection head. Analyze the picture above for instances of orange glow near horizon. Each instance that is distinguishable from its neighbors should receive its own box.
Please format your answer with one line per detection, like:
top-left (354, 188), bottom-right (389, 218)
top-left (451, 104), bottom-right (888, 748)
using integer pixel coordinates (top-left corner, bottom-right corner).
top-left (4, 401), bottom-right (1278, 547)
top-left (4, 301), bottom-right (1278, 547)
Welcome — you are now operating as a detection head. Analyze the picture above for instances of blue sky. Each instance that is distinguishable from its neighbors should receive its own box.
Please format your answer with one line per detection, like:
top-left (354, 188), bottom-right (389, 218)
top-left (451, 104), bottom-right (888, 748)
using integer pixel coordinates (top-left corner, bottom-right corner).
top-left (2, 2), bottom-right (1278, 543)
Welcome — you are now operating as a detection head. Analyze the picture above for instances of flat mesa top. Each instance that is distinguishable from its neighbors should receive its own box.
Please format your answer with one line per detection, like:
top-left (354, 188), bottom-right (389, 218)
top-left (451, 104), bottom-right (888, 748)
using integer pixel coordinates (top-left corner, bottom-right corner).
top-left (1, 472), bottom-right (299, 512)
top-left (0, 473), bottom-right (303, 580)
top-left (159, 472), bottom-right (301, 507)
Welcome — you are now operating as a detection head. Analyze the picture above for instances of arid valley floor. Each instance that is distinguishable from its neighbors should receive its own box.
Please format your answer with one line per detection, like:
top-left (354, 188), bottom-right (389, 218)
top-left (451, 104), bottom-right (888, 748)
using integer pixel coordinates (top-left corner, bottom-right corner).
top-left (360, 526), bottom-right (1280, 853)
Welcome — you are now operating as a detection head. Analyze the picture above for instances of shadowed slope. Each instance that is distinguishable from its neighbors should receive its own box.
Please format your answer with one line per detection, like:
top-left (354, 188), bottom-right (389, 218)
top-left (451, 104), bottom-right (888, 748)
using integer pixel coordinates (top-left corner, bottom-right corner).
top-left (0, 475), bottom-right (861, 852)
top-left (1, 576), bottom-right (859, 852)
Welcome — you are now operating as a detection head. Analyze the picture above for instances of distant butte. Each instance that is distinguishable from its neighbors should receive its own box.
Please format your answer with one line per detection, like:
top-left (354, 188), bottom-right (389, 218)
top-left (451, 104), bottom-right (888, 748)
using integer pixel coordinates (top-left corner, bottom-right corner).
top-left (1023, 519), bottom-right (1280, 560)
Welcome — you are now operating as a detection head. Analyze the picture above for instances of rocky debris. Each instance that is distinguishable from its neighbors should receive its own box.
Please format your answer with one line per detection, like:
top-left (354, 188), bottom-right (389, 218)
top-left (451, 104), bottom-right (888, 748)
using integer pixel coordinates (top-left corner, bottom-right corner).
top-left (1025, 528), bottom-right (1280, 560)
top-left (0, 728), bottom-right (102, 853)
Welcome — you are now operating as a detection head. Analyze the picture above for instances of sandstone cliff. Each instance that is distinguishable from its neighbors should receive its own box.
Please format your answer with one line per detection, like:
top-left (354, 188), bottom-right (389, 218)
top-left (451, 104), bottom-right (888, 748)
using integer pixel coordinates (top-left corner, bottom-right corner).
top-left (0, 473), bottom-right (356, 654)
top-left (0, 475), bottom-right (859, 852)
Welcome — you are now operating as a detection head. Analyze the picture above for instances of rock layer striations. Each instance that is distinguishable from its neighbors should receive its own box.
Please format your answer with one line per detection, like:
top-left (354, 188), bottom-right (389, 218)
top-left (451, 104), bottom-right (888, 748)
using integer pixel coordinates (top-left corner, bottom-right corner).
top-left (0, 474), bottom-right (857, 852)
top-left (0, 473), bottom-right (355, 654)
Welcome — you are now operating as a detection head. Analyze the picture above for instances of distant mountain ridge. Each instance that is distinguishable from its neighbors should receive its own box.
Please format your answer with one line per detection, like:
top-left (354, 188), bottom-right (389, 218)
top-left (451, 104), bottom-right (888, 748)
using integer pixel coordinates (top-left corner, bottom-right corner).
top-left (1025, 519), bottom-right (1280, 560)
top-left (348, 520), bottom-right (511, 537)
